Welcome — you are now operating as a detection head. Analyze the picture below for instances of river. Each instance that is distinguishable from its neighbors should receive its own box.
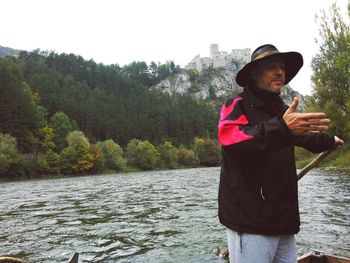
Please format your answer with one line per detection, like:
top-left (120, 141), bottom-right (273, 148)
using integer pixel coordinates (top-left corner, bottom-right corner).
top-left (0, 167), bottom-right (349, 262)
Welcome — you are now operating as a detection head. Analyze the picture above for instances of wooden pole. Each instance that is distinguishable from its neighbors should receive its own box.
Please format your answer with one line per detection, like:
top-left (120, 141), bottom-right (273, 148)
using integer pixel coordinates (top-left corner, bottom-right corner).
top-left (68, 253), bottom-right (79, 263)
top-left (297, 148), bottom-right (334, 181)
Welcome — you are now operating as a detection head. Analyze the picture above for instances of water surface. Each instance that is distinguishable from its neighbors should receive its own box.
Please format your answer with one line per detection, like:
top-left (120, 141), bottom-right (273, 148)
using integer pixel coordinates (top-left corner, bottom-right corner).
top-left (0, 167), bottom-right (349, 262)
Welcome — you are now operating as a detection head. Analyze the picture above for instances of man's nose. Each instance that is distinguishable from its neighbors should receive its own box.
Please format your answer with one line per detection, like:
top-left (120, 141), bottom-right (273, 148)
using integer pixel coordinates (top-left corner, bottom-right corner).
top-left (275, 67), bottom-right (285, 75)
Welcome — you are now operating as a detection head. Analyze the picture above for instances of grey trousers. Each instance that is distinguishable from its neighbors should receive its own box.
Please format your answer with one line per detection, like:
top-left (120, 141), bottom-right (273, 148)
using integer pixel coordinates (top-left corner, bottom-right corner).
top-left (226, 228), bottom-right (297, 263)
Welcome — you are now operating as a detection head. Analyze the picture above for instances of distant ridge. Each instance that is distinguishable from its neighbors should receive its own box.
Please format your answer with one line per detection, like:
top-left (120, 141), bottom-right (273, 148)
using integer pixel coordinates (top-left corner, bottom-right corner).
top-left (1, 44), bottom-right (305, 108)
top-left (0, 45), bottom-right (21, 57)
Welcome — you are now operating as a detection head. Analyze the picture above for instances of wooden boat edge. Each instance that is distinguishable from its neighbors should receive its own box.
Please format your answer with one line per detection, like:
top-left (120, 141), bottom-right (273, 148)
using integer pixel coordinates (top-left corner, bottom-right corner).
top-left (297, 251), bottom-right (350, 263)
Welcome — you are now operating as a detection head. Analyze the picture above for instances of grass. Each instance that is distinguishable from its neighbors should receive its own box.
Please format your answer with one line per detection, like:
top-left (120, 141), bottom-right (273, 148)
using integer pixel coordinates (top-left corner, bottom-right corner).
top-left (295, 145), bottom-right (350, 169)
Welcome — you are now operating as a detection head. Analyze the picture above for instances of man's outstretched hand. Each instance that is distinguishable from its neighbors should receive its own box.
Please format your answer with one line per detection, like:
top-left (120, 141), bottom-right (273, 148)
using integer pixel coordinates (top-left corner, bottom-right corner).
top-left (283, 97), bottom-right (330, 136)
top-left (334, 136), bottom-right (344, 147)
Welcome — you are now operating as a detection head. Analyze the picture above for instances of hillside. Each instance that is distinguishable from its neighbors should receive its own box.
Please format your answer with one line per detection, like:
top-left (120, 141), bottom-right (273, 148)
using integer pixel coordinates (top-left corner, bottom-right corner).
top-left (0, 45), bottom-right (306, 149)
top-left (0, 45), bottom-right (21, 57)
top-left (0, 50), bottom-right (219, 150)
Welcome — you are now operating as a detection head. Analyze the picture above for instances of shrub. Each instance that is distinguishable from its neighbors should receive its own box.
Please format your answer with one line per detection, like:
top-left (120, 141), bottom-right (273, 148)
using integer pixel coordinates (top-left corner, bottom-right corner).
top-left (0, 133), bottom-right (23, 177)
top-left (60, 131), bottom-right (95, 174)
top-left (126, 139), bottom-right (159, 170)
top-left (177, 145), bottom-right (199, 167)
top-left (97, 139), bottom-right (126, 171)
top-left (158, 141), bottom-right (178, 169)
top-left (193, 137), bottom-right (220, 166)
top-left (35, 149), bottom-right (60, 174)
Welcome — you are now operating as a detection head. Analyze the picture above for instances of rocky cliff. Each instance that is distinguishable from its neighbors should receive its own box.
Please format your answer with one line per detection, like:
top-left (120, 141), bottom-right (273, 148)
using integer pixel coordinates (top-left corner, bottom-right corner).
top-left (152, 67), bottom-right (306, 109)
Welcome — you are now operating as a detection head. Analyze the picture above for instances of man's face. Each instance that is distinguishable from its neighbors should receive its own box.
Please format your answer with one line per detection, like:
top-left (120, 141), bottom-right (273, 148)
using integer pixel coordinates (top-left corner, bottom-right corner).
top-left (253, 58), bottom-right (286, 94)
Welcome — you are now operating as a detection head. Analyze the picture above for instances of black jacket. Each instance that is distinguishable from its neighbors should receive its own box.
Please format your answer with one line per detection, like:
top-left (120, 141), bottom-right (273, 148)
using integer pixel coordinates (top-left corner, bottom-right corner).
top-left (218, 87), bottom-right (335, 235)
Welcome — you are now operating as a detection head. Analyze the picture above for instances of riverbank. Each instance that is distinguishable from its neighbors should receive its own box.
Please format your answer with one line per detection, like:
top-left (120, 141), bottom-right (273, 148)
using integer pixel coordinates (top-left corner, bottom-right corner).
top-left (1, 145), bottom-right (348, 182)
top-left (295, 144), bottom-right (349, 169)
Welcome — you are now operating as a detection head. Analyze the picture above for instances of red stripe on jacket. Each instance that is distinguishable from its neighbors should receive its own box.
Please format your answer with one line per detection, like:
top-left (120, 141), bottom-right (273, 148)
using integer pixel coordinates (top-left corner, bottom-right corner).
top-left (218, 97), bottom-right (253, 146)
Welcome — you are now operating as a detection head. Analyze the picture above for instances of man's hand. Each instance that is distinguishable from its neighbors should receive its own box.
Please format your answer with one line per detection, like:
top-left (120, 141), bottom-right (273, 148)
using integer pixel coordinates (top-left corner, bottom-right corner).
top-left (334, 136), bottom-right (344, 147)
top-left (283, 97), bottom-right (330, 136)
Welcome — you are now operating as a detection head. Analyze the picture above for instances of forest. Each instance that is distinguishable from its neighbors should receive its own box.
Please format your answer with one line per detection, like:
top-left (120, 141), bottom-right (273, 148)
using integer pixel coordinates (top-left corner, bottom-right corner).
top-left (0, 3), bottom-right (349, 179)
top-left (0, 48), bottom-right (222, 179)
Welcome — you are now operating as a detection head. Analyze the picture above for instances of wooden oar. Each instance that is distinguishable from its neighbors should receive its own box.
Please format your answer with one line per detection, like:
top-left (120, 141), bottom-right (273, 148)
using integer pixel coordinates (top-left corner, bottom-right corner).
top-left (68, 252), bottom-right (79, 263)
top-left (297, 148), bottom-right (334, 181)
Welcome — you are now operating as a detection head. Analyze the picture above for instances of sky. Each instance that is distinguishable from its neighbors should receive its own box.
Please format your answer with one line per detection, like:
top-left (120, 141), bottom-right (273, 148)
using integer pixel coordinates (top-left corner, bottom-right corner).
top-left (1, 0), bottom-right (348, 95)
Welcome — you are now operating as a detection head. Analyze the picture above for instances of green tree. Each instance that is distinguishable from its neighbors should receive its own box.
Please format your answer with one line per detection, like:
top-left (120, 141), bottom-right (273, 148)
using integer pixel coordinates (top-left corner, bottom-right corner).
top-left (158, 141), bottom-right (178, 169)
top-left (60, 131), bottom-right (95, 174)
top-left (49, 111), bottom-right (77, 151)
top-left (200, 139), bottom-right (220, 166)
top-left (208, 85), bottom-right (217, 99)
top-left (193, 137), bottom-right (220, 166)
top-left (97, 139), bottom-right (125, 171)
top-left (122, 61), bottom-right (151, 86)
top-left (38, 126), bottom-right (56, 152)
top-left (148, 61), bottom-right (159, 83)
top-left (177, 145), bottom-right (199, 167)
top-left (89, 143), bottom-right (104, 173)
top-left (187, 68), bottom-right (199, 82)
top-left (0, 57), bottom-right (47, 152)
top-left (193, 137), bottom-right (206, 160)
top-left (0, 133), bottom-right (23, 177)
top-left (125, 139), bottom-right (159, 170)
top-left (156, 61), bottom-right (180, 80)
top-left (310, 3), bottom-right (350, 140)
top-left (35, 149), bottom-right (60, 175)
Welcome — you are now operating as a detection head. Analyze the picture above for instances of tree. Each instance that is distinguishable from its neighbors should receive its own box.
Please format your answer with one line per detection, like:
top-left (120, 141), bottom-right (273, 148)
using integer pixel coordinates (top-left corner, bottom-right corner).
top-left (0, 57), bottom-right (47, 152)
top-left (193, 137), bottom-right (206, 161)
top-left (157, 61), bottom-right (180, 80)
top-left (89, 143), bottom-right (104, 173)
top-left (122, 61), bottom-right (151, 86)
top-left (149, 61), bottom-right (159, 83)
top-left (310, 3), bottom-right (350, 140)
top-left (193, 137), bottom-right (220, 166)
top-left (97, 139), bottom-right (126, 171)
top-left (49, 111), bottom-right (77, 151)
top-left (199, 139), bottom-right (220, 166)
top-left (177, 145), bottom-right (199, 167)
top-left (125, 139), bottom-right (159, 170)
top-left (35, 149), bottom-right (60, 175)
top-left (0, 133), bottom-right (23, 177)
top-left (208, 85), bottom-right (217, 99)
top-left (158, 141), bottom-right (178, 169)
top-left (37, 126), bottom-right (55, 152)
top-left (60, 131), bottom-right (96, 174)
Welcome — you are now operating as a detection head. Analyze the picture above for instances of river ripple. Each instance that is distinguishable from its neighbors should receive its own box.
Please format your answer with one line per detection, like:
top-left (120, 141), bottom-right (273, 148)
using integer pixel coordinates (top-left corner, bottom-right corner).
top-left (0, 167), bottom-right (349, 262)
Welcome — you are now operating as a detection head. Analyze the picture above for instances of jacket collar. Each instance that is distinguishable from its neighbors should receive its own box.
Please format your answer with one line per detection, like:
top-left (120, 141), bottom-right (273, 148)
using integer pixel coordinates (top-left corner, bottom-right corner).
top-left (243, 86), bottom-right (284, 108)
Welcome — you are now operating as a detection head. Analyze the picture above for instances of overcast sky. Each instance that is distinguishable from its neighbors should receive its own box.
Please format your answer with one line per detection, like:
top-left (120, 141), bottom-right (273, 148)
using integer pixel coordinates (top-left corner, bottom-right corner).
top-left (1, 0), bottom-right (348, 95)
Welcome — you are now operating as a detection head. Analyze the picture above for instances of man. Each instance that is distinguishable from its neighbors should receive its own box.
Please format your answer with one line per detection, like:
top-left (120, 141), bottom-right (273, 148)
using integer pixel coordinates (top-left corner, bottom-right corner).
top-left (217, 44), bottom-right (344, 263)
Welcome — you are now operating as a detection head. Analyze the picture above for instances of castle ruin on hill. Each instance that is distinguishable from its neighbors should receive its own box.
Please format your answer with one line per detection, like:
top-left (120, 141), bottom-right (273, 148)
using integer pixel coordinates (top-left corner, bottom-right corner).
top-left (185, 44), bottom-right (251, 72)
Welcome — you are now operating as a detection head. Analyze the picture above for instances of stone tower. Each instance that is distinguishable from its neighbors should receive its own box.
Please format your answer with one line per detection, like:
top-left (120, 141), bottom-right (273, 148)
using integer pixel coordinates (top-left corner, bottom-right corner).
top-left (210, 44), bottom-right (219, 58)
top-left (185, 44), bottom-right (251, 73)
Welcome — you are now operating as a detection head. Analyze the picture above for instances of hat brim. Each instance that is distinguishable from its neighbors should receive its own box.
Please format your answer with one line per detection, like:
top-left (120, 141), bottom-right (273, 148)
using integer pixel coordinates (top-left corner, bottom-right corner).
top-left (236, 52), bottom-right (303, 87)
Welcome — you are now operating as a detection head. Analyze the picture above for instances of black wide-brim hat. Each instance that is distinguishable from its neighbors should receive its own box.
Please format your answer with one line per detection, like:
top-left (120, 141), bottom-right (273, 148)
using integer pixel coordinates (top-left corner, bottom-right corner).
top-left (236, 44), bottom-right (303, 87)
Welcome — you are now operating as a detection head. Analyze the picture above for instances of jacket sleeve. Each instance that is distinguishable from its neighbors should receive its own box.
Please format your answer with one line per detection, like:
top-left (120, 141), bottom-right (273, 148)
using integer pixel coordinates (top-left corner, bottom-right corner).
top-left (218, 96), bottom-right (293, 157)
top-left (292, 133), bottom-right (335, 153)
